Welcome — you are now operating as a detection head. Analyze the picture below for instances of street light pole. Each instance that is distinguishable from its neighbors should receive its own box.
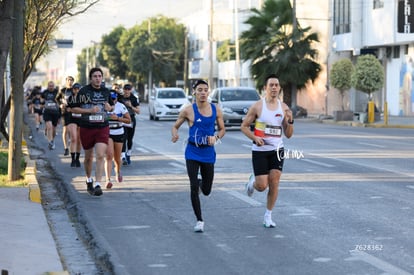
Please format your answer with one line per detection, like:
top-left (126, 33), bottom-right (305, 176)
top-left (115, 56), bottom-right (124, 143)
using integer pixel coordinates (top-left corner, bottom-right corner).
top-left (209, 0), bottom-right (214, 88)
top-left (234, 0), bottom-right (240, 86)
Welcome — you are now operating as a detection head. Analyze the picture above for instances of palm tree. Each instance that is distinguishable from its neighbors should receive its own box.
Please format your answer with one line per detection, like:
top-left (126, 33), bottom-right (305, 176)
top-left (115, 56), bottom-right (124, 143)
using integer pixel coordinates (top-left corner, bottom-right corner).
top-left (240, 0), bottom-right (321, 106)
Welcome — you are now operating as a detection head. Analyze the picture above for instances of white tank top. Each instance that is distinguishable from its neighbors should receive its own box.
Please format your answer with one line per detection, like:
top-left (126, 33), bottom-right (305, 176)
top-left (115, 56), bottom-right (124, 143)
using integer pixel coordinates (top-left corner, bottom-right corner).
top-left (252, 98), bottom-right (284, 151)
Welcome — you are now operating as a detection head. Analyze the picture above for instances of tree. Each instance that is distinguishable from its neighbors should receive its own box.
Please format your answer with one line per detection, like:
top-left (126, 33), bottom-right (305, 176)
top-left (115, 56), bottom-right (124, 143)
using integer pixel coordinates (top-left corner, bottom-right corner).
top-left (98, 25), bottom-right (128, 80)
top-left (351, 54), bottom-right (384, 100)
top-left (117, 16), bottom-right (186, 87)
top-left (8, 0), bottom-right (24, 181)
top-left (0, 0), bottom-right (99, 180)
top-left (240, 0), bottom-right (321, 106)
top-left (330, 58), bottom-right (354, 111)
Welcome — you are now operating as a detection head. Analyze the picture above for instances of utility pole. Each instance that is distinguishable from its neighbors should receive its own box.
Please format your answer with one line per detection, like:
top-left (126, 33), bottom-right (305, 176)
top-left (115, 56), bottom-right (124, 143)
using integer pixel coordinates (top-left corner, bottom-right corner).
top-left (148, 20), bottom-right (153, 95)
top-left (291, 0), bottom-right (297, 107)
top-left (209, 0), bottom-right (214, 88)
top-left (234, 0), bottom-right (240, 86)
top-left (183, 30), bottom-right (189, 94)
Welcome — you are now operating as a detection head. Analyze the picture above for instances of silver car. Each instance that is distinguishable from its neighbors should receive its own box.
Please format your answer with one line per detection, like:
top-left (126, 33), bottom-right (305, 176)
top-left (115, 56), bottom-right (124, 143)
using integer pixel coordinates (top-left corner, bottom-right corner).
top-left (209, 87), bottom-right (261, 127)
top-left (148, 87), bottom-right (189, 121)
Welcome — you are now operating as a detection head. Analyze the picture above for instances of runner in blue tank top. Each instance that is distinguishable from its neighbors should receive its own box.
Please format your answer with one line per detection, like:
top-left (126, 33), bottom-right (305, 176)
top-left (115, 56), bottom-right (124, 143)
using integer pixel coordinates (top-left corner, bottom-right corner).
top-left (171, 79), bottom-right (226, 233)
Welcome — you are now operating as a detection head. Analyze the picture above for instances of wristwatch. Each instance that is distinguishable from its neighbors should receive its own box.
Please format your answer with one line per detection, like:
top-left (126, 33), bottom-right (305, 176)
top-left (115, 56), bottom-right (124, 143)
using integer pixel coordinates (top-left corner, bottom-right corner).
top-left (288, 119), bottom-right (294, 124)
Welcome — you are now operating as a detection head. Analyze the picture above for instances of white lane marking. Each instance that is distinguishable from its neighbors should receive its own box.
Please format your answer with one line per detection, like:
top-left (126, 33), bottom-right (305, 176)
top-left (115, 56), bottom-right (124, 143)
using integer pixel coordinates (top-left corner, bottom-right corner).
top-left (137, 146), bottom-right (150, 153)
top-left (222, 189), bottom-right (262, 206)
top-left (346, 250), bottom-right (412, 275)
top-left (242, 143), bottom-right (252, 149)
top-left (407, 185), bottom-right (414, 190)
top-left (108, 225), bottom-right (151, 230)
top-left (357, 142), bottom-right (386, 148)
top-left (216, 243), bottom-right (235, 254)
top-left (329, 156), bottom-right (414, 178)
top-left (148, 264), bottom-right (167, 268)
top-left (169, 162), bottom-right (185, 169)
top-left (313, 257), bottom-right (332, 263)
top-left (290, 207), bottom-right (315, 216)
top-left (301, 158), bottom-right (335, 168)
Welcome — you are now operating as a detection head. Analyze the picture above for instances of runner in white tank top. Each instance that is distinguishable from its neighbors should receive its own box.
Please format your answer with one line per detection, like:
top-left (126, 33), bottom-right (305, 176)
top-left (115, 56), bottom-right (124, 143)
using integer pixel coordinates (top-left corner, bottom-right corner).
top-left (252, 98), bottom-right (285, 152)
top-left (241, 74), bottom-right (294, 228)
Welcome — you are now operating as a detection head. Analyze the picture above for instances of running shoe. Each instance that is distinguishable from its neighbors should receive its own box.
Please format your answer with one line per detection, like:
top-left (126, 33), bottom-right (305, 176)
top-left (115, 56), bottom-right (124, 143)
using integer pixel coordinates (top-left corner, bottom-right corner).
top-left (246, 174), bottom-right (255, 197)
top-left (106, 181), bottom-right (113, 189)
top-left (64, 148), bottom-right (69, 156)
top-left (117, 174), bottom-right (123, 183)
top-left (75, 159), bottom-right (81, 167)
top-left (126, 155), bottom-right (131, 165)
top-left (194, 221), bottom-right (204, 233)
top-left (93, 185), bottom-right (103, 196)
top-left (122, 157), bottom-right (128, 166)
top-left (48, 142), bottom-right (54, 150)
top-left (86, 181), bottom-right (94, 195)
top-left (263, 215), bottom-right (276, 228)
top-left (70, 159), bottom-right (76, 168)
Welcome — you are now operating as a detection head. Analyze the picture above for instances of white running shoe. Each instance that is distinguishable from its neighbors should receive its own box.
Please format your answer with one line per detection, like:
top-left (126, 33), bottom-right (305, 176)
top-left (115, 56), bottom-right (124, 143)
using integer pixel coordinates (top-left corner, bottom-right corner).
top-left (246, 174), bottom-right (255, 197)
top-left (194, 221), bottom-right (204, 232)
top-left (263, 215), bottom-right (276, 228)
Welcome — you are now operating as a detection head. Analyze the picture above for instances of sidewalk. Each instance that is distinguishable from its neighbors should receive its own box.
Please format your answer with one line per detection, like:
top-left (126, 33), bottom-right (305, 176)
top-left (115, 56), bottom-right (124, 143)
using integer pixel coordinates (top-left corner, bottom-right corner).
top-left (314, 114), bottom-right (414, 128)
top-left (0, 148), bottom-right (67, 274)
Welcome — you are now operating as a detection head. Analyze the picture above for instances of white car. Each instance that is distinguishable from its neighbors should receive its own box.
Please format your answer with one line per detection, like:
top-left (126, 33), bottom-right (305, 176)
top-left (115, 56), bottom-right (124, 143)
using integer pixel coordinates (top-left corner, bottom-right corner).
top-left (148, 87), bottom-right (189, 121)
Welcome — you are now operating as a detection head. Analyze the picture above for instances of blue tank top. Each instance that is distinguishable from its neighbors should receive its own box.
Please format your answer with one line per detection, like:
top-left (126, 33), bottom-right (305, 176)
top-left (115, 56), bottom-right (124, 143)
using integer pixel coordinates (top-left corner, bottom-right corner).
top-left (185, 103), bottom-right (217, 163)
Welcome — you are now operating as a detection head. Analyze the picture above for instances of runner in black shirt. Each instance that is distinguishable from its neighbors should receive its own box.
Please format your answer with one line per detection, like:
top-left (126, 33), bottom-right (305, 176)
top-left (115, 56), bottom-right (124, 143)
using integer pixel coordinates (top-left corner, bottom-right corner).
top-left (70, 68), bottom-right (114, 196)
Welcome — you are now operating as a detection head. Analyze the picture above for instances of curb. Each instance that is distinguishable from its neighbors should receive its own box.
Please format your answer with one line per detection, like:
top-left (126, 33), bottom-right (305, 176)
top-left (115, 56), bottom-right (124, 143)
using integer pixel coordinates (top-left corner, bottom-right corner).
top-left (23, 144), bottom-right (41, 203)
top-left (22, 139), bottom-right (69, 275)
top-left (319, 119), bottom-right (414, 128)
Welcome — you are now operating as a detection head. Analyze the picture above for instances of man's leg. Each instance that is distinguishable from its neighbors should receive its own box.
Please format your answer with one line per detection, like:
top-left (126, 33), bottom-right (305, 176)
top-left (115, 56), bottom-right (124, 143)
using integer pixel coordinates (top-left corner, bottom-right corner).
top-left (83, 148), bottom-right (93, 179)
top-left (267, 169), bottom-right (282, 211)
top-left (95, 142), bottom-right (108, 184)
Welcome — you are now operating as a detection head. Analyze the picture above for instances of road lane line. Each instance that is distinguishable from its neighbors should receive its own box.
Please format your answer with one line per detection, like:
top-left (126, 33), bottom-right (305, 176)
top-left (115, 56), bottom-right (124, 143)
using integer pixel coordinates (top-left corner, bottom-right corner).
top-left (301, 158), bottom-right (335, 168)
top-left (346, 250), bottom-right (412, 275)
top-left (357, 142), bottom-right (386, 148)
top-left (220, 188), bottom-right (262, 206)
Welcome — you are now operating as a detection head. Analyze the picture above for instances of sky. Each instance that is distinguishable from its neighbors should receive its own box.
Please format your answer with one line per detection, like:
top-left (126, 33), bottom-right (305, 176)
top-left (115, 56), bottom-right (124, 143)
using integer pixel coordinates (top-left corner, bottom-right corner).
top-left (56, 0), bottom-right (203, 51)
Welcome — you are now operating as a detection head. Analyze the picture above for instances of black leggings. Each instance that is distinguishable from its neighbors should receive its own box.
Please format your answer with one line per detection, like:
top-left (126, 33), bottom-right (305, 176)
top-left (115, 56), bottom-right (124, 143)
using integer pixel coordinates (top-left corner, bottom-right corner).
top-left (122, 118), bottom-right (136, 152)
top-left (186, 159), bottom-right (214, 222)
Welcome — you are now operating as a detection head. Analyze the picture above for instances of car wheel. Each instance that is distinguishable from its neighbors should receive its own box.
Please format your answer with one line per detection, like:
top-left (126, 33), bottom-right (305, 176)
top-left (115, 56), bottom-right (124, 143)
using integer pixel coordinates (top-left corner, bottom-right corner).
top-left (154, 115), bottom-right (159, 121)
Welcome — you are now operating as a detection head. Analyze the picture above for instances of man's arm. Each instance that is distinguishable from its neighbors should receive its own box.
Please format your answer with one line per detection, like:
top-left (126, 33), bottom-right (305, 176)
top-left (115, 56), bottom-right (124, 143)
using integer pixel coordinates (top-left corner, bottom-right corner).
top-left (240, 101), bottom-right (264, 146)
top-left (282, 103), bottom-right (294, 138)
top-left (171, 107), bottom-right (189, 143)
top-left (214, 104), bottom-right (226, 140)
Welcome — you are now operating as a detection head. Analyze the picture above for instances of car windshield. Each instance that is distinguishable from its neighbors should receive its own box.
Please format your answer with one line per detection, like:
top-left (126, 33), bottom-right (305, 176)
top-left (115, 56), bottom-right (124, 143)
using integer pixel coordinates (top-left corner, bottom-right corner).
top-left (157, 90), bottom-right (185, 99)
top-left (220, 89), bottom-right (260, 102)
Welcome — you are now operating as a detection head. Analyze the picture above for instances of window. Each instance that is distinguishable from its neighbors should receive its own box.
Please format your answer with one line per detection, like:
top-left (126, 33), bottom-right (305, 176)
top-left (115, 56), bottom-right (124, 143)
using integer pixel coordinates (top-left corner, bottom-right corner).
top-left (333, 0), bottom-right (351, 34)
top-left (393, 46), bottom-right (400, 59)
top-left (373, 0), bottom-right (384, 9)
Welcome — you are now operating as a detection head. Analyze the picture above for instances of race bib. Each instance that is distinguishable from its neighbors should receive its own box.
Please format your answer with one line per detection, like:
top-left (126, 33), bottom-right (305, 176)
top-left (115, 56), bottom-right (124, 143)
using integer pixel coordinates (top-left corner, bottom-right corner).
top-left (45, 102), bottom-right (58, 110)
top-left (264, 125), bottom-right (282, 137)
top-left (254, 121), bottom-right (282, 137)
top-left (88, 114), bottom-right (104, 123)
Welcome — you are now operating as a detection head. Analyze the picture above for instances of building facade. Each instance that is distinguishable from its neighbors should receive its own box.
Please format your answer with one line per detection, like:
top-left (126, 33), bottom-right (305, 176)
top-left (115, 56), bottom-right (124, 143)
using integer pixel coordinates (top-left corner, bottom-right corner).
top-left (332, 0), bottom-right (414, 116)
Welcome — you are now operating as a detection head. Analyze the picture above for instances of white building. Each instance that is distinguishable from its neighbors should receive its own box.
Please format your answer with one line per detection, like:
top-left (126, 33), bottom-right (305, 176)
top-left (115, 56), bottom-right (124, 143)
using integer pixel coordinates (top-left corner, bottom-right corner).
top-left (332, 0), bottom-right (414, 116)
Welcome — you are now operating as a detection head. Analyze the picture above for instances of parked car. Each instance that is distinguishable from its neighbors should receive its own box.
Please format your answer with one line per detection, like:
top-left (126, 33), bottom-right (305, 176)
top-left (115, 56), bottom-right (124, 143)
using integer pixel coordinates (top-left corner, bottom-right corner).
top-left (291, 105), bottom-right (308, 118)
top-left (148, 87), bottom-right (189, 121)
top-left (209, 87), bottom-right (261, 127)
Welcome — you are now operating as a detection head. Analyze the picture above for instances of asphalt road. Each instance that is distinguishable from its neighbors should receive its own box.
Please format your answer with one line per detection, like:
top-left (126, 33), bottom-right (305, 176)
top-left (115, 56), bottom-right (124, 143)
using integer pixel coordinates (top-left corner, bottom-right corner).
top-left (28, 104), bottom-right (414, 275)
